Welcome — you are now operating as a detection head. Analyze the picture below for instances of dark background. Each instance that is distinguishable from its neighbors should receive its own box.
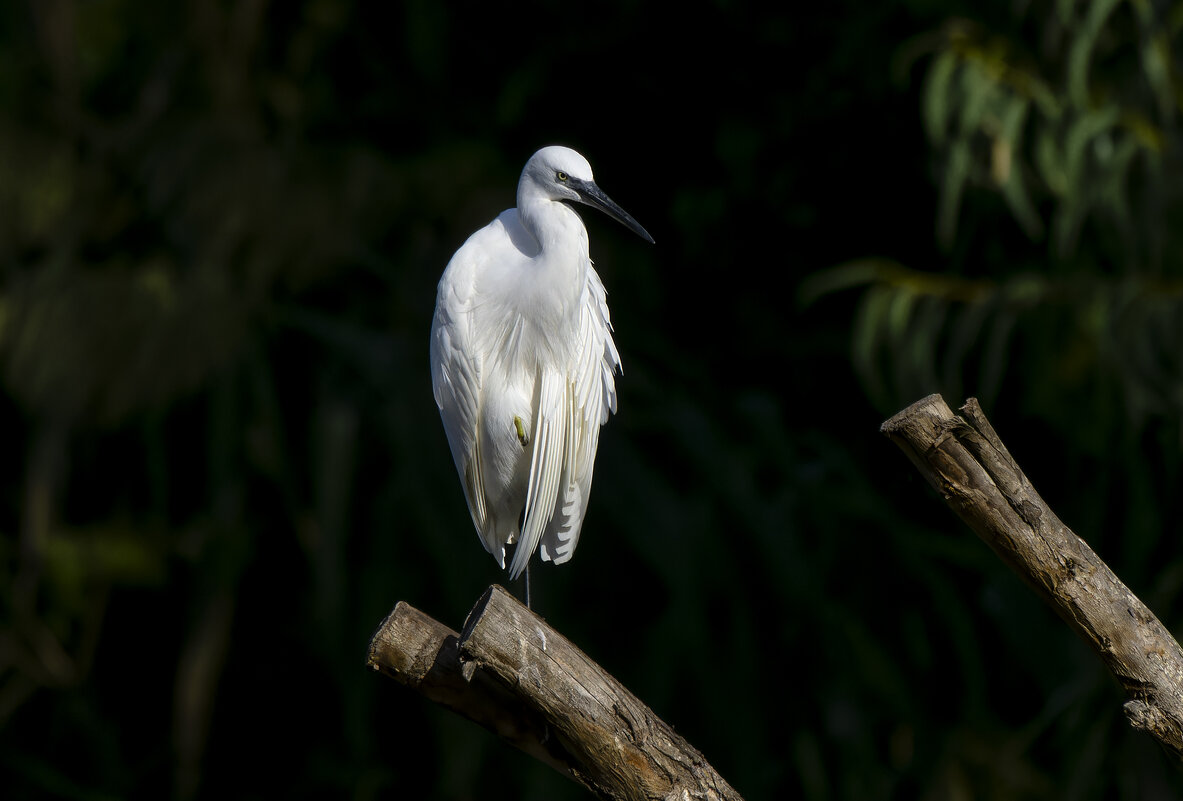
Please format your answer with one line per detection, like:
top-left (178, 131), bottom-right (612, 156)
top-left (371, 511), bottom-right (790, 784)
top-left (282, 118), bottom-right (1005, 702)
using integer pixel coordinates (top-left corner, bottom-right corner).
top-left (2, 1), bottom-right (1182, 799)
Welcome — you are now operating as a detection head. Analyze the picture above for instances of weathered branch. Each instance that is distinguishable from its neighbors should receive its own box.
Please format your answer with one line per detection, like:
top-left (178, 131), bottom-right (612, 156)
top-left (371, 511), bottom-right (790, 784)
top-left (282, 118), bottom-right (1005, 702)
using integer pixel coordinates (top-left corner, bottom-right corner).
top-left (366, 600), bottom-right (574, 777)
top-left (882, 393), bottom-right (1183, 764)
top-left (367, 586), bottom-right (744, 801)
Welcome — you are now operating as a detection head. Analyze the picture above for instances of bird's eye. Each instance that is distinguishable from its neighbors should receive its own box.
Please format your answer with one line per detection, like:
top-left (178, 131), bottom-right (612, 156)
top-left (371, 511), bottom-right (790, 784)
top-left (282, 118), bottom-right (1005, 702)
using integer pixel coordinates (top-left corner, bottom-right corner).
top-left (556, 171), bottom-right (568, 182)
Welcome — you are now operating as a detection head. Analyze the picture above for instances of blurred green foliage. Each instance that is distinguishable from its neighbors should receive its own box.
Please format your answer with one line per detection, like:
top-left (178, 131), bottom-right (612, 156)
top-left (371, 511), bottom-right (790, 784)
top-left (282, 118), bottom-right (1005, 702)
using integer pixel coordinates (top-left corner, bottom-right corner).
top-left (1, 1), bottom-right (1181, 800)
top-left (812, 0), bottom-right (1183, 426)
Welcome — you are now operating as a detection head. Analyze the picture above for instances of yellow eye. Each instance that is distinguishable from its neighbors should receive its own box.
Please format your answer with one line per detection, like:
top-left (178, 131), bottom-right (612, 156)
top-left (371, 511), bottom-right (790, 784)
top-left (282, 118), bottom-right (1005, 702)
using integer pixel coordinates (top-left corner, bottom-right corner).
top-left (556, 171), bottom-right (568, 182)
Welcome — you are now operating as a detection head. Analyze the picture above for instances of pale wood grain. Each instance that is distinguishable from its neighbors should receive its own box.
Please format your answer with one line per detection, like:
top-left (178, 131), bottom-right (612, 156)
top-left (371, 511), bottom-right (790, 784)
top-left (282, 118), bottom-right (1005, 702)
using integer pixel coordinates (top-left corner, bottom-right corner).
top-left (882, 394), bottom-right (1183, 765)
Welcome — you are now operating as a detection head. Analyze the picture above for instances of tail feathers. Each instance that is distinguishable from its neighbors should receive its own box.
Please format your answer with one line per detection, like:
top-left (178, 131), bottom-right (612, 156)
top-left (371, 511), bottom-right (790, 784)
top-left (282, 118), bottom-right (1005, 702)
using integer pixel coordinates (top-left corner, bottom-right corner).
top-left (539, 482), bottom-right (584, 564)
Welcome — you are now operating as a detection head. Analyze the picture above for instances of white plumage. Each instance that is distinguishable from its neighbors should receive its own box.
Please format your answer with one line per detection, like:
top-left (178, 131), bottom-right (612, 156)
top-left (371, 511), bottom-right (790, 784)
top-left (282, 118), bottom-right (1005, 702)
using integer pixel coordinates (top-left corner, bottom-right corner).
top-left (430, 146), bottom-right (653, 580)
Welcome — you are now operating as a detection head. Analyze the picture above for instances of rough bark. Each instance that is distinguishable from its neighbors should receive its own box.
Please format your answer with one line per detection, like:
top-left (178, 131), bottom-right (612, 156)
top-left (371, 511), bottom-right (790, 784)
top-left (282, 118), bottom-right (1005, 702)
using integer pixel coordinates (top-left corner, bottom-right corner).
top-left (882, 393), bottom-right (1183, 765)
top-left (367, 587), bottom-right (744, 801)
top-left (366, 600), bottom-right (574, 778)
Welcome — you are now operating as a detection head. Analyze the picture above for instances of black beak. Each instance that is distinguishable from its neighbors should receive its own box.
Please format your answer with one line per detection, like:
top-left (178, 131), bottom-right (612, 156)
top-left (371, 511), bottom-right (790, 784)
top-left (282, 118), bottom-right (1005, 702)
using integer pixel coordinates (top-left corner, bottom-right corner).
top-left (570, 179), bottom-right (655, 244)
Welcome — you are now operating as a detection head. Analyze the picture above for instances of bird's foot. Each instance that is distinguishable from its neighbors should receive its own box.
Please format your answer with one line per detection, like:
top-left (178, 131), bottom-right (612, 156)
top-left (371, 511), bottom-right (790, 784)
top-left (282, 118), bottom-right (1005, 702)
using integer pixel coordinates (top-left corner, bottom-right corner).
top-left (513, 416), bottom-right (530, 447)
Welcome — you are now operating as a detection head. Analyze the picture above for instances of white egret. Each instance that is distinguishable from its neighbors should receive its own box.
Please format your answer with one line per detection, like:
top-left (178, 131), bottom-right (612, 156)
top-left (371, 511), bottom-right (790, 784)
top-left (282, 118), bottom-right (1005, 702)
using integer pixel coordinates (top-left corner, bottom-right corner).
top-left (430, 146), bottom-right (653, 595)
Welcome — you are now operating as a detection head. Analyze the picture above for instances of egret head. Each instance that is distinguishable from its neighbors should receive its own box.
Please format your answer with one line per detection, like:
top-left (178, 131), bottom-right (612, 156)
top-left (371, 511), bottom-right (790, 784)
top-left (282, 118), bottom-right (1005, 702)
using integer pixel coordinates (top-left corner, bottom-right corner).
top-left (521, 146), bottom-right (654, 244)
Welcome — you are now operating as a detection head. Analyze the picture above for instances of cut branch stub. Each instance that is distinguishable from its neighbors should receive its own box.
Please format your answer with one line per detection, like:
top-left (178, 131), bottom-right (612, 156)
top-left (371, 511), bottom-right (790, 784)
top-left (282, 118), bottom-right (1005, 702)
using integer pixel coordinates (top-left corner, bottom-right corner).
top-left (882, 393), bottom-right (1183, 765)
top-left (365, 601), bottom-right (573, 778)
top-left (367, 590), bottom-right (744, 801)
top-left (458, 585), bottom-right (744, 801)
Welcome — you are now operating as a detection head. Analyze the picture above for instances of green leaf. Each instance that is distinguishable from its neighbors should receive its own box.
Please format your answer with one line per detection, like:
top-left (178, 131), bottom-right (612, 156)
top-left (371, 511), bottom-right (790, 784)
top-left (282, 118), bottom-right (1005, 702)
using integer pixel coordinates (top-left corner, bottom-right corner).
top-left (923, 49), bottom-right (960, 145)
top-left (980, 308), bottom-right (1017, 404)
top-left (1064, 106), bottom-right (1120, 191)
top-left (886, 282), bottom-right (917, 347)
top-left (1140, 33), bottom-right (1173, 119)
top-left (797, 259), bottom-right (894, 307)
top-left (997, 95), bottom-right (1044, 238)
top-left (942, 296), bottom-right (997, 400)
top-left (956, 59), bottom-right (997, 136)
top-left (852, 285), bottom-right (896, 406)
top-left (907, 295), bottom-right (948, 393)
top-left (1067, 0), bottom-right (1122, 108)
top-left (937, 139), bottom-right (972, 249)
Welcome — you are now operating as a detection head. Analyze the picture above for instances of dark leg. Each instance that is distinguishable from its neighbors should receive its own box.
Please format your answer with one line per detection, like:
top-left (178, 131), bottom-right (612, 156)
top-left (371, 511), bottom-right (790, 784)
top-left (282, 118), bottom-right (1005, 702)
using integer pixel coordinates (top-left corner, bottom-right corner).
top-left (524, 561), bottom-right (532, 609)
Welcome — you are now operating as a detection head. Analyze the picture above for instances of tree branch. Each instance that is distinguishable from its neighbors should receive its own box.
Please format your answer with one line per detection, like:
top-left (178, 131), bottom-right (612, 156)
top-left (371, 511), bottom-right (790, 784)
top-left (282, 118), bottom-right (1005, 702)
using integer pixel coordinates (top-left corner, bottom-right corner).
top-left (367, 586), bottom-right (744, 801)
top-left (882, 393), bottom-right (1183, 764)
